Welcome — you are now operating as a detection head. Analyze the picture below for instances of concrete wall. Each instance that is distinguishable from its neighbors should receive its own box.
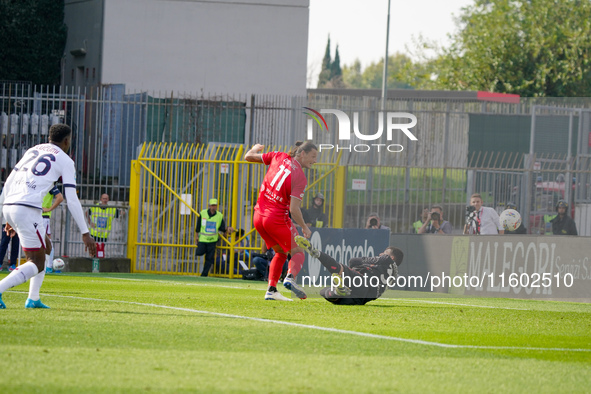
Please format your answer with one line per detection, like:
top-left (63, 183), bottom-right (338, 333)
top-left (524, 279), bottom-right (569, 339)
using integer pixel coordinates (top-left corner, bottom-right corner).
top-left (64, 0), bottom-right (309, 95)
top-left (63, 0), bottom-right (104, 87)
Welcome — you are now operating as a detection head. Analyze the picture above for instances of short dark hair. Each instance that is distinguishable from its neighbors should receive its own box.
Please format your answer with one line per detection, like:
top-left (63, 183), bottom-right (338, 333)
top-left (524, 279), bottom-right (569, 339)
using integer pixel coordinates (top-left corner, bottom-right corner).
top-left (49, 124), bottom-right (72, 143)
top-left (385, 247), bottom-right (404, 266)
top-left (431, 204), bottom-right (443, 213)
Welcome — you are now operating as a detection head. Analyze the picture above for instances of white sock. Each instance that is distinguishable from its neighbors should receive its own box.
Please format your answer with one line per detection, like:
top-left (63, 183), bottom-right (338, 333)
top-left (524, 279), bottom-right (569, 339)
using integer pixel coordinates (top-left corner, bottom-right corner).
top-left (28, 263), bottom-right (47, 301)
top-left (46, 253), bottom-right (53, 269)
top-left (0, 262), bottom-right (40, 294)
top-left (49, 247), bottom-right (54, 268)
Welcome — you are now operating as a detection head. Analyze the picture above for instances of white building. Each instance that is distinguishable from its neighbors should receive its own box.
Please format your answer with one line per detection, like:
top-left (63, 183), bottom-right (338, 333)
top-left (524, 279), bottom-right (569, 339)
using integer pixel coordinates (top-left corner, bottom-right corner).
top-left (63, 0), bottom-right (309, 95)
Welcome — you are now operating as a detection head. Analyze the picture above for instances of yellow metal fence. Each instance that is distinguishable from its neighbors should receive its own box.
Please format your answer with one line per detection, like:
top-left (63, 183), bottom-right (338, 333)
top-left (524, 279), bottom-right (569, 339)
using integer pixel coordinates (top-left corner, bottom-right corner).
top-left (128, 142), bottom-right (342, 277)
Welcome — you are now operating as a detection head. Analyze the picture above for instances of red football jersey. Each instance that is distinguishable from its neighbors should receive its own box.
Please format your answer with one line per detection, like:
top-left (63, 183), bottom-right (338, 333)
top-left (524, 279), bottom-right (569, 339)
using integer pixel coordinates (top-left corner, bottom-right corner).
top-left (255, 151), bottom-right (308, 217)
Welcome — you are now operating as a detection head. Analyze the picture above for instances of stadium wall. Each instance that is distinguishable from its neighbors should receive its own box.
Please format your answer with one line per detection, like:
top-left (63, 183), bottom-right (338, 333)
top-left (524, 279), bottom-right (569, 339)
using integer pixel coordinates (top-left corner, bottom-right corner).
top-left (299, 229), bottom-right (591, 302)
top-left (391, 234), bottom-right (591, 301)
top-left (63, 0), bottom-right (309, 95)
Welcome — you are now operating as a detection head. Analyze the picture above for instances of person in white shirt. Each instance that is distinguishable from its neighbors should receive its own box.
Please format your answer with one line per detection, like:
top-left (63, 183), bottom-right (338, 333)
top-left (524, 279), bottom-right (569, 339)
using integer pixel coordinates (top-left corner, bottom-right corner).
top-left (0, 124), bottom-right (96, 309)
top-left (463, 193), bottom-right (504, 235)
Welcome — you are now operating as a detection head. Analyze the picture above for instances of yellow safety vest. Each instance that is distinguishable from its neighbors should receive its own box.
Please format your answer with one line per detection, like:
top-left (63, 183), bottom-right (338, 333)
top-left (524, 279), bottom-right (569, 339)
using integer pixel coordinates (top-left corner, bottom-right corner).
top-left (413, 220), bottom-right (423, 233)
top-left (89, 206), bottom-right (117, 238)
top-left (198, 209), bottom-right (224, 243)
top-left (42, 193), bottom-right (54, 218)
top-left (543, 214), bottom-right (557, 235)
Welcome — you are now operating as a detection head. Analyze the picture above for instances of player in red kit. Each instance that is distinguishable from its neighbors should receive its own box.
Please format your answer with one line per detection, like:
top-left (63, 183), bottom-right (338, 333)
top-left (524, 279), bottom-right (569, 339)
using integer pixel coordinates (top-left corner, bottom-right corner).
top-left (244, 141), bottom-right (318, 301)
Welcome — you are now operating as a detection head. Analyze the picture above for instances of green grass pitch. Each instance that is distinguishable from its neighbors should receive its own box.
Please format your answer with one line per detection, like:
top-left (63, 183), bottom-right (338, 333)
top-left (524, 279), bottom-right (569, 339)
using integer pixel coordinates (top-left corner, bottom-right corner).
top-left (1, 272), bottom-right (590, 393)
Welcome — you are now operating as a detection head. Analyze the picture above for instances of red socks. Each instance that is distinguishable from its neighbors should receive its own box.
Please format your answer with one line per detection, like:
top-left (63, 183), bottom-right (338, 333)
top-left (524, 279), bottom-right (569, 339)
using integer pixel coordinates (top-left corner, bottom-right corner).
top-left (288, 251), bottom-right (305, 277)
top-left (268, 252), bottom-right (288, 287)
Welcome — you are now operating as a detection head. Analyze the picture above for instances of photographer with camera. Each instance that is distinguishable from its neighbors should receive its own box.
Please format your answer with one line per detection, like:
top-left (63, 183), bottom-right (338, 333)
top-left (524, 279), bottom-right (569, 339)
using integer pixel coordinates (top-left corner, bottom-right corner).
top-left (365, 213), bottom-right (390, 231)
top-left (417, 205), bottom-right (452, 234)
top-left (463, 193), bottom-right (504, 235)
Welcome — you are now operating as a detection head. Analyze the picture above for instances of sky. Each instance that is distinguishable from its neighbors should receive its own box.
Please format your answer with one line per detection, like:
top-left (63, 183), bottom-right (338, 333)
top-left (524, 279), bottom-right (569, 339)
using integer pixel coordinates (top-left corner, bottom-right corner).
top-left (307, 0), bottom-right (473, 87)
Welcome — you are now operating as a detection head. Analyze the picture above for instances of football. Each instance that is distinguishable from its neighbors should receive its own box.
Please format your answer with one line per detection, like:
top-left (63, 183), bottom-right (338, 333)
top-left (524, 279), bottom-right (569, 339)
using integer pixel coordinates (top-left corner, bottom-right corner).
top-left (499, 209), bottom-right (522, 231)
top-left (53, 258), bottom-right (66, 271)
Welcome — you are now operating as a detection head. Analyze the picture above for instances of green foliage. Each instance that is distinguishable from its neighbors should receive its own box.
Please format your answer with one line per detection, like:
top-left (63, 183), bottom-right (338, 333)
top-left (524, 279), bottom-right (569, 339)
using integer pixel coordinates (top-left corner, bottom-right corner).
top-left (342, 59), bottom-right (363, 88)
top-left (432, 0), bottom-right (591, 96)
top-left (0, 0), bottom-right (67, 85)
top-left (330, 45), bottom-right (342, 79)
top-left (0, 273), bottom-right (590, 392)
top-left (341, 0), bottom-right (591, 96)
top-left (342, 53), bottom-right (431, 89)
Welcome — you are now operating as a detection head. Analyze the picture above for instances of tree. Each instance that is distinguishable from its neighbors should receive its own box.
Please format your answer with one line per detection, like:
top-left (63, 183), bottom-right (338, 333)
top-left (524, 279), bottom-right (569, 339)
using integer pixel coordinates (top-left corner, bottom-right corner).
top-left (325, 45), bottom-right (345, 88)
top-left (330, 45), bottom-right (342, 80)
top-left (362, 54), bottom-right (414, 89)
top-left (317, 37), bottom-right (345, 88)
top-left (342, 59), bottom-right (363, 88)
top-left (317, 36), bottom-right (332, 88)
top-left (342, 53), bottom-right (428, 89)
top-left (0, 0), bottom-right (67, 86)
top-left (432, 0), bottom-right (591, 96)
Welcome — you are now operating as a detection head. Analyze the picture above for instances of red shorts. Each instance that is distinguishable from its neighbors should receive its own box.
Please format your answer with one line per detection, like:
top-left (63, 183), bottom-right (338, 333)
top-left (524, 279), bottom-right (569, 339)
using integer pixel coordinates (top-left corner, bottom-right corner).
top-left (253, 210), bottom-right (298, 254)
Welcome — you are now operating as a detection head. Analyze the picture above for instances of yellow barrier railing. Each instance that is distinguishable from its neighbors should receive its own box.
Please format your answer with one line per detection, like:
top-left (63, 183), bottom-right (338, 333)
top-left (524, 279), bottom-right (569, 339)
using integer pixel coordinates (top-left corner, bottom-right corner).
top-left (128, 142), bottom-right (343, 277)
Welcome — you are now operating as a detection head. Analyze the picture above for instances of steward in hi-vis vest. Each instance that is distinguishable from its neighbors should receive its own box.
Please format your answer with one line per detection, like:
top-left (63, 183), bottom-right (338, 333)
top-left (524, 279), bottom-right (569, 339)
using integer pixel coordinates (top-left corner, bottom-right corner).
top-left (42, 185), bottom-right (64, 272)
top-left (87, 193), bottom-right (120, 242)
top-left (195, 198), bottom-right (234, 277)
top-left (198, 209), bottom-right (225, 243)
top-left (543, 214), bottom-right (557, 235)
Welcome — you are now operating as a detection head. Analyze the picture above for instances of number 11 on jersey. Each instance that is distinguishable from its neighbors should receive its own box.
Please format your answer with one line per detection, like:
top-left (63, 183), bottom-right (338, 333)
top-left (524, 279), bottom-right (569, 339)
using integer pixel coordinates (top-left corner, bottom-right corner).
top-left (269, 164), bottom-right (291, 191)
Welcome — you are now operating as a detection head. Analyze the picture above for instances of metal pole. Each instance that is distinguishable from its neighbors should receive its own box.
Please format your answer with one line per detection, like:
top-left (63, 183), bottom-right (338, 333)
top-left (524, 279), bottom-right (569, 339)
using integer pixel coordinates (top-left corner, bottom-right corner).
top-left (524, 105), bottom-right (537, 232)
top-left (442, 102), bottom-right (451, 205)
top-left (566, 112), bottom-right (573, 208)
top-left (379, 0), bottom-right (391, 167)
top-left (381, 0), bottom-right (391, 110)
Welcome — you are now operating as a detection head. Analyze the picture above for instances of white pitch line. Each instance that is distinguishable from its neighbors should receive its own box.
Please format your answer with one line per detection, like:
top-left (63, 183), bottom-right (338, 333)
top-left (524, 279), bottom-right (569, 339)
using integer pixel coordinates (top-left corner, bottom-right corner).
top-left (66, 276), bottom-right (536, 311)
top-left (84, 276), bottom-right (261, 291)
top-left (376, 298), bottom-right (530, 311)
top-left (16, 292), bottom-right (591, 353)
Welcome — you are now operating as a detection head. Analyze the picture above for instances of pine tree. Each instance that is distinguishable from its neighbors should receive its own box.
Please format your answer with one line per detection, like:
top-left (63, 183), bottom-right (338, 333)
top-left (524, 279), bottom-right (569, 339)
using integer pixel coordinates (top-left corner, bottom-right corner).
top-left (324, 44), bottom-right (345, 88)
top-left (317, 36), bottom-right (332, 88)
top-left (330, 45), bottom-right (342, 79)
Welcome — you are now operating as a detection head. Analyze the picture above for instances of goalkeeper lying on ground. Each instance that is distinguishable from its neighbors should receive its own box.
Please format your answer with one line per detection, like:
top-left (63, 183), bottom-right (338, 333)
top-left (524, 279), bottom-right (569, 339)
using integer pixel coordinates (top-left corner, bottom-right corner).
top-left (295, 236), bottom-right (403, 305)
